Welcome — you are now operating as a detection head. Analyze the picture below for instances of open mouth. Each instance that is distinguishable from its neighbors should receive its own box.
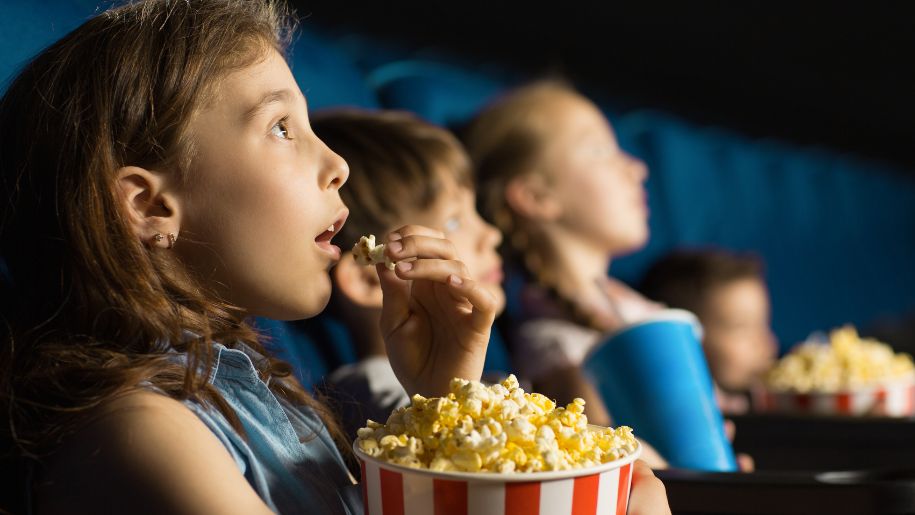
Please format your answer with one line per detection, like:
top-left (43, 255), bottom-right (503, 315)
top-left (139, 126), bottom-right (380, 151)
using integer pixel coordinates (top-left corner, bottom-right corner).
top-left (315, 210), bottom-right (348, 259)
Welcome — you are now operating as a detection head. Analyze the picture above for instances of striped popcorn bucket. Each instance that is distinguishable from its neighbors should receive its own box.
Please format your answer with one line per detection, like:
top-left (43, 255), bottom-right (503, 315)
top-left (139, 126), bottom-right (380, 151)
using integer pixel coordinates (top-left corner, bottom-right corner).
top-left (355, 441), bottom-right (641, 515)
top-left (752, 377), bottom-right (915, 417)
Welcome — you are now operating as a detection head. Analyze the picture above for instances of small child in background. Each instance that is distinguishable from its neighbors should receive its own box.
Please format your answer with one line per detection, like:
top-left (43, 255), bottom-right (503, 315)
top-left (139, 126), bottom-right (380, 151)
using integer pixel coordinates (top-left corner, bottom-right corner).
top-left (308, 109), bottom-right (506, 437)
top-left (639, 249), bottom-right (779, 414)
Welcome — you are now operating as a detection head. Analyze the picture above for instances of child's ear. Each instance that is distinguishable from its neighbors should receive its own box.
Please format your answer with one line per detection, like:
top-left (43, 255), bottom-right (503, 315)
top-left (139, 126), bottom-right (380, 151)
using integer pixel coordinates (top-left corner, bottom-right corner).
top-left (504, 175), bottom-right (562, 222)
top-left (116, 166), bottom-right (182, 247)
top-left (333, 253), bottom-right (384, 308)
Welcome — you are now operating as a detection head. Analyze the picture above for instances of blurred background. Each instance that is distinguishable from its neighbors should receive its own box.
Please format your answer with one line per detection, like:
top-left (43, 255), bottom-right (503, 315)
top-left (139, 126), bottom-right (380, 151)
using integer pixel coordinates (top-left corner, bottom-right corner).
top-left (293, 0), bottom-right (915, 353)
top-left (2, 0), bottom-right (914, 353)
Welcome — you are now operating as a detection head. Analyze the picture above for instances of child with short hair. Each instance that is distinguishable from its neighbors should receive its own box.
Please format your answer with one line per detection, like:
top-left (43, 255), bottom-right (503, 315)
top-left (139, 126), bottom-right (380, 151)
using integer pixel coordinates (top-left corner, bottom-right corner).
top-left (305, 108), bottom-right (506, 435)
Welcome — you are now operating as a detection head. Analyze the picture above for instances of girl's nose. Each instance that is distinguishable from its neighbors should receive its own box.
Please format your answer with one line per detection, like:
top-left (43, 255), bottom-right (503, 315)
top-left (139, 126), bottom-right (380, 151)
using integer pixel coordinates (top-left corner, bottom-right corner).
top-left (319, 143), bottom-right (349, 191)
top-left (629, 154), bottom-right (648, 182)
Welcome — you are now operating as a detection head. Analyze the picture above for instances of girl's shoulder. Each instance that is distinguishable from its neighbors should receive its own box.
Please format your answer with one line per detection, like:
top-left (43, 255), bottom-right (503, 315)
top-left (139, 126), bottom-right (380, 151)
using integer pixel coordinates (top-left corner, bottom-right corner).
top-left (34, 390), bottom-right (272, 515)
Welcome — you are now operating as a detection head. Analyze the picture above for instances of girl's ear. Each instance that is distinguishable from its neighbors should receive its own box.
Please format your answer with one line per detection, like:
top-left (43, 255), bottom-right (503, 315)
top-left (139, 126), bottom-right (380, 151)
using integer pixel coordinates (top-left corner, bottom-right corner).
top-left (504, 175), bottom-right (563, 222)
top-left (116, 166), bottom-right (183, 248)
top-left (333, 253), bottom-right (383, 308)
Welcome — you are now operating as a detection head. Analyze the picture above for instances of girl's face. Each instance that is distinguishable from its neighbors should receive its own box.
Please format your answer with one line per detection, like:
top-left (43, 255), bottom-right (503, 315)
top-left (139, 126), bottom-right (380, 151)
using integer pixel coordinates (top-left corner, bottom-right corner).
top-left (540, 93), bottom-right (649, 254)
top-left (410, 175), bottom-right (506, 314)
top-left (175, 48), bottom-right (349, 320)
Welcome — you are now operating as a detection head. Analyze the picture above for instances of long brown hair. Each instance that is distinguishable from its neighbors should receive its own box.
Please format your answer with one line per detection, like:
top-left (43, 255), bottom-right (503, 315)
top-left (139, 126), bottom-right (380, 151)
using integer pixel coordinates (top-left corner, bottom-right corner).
top-left (0, 0), bottom-right (342, 468)
top-left (463, 80), bottom-right (605, 329)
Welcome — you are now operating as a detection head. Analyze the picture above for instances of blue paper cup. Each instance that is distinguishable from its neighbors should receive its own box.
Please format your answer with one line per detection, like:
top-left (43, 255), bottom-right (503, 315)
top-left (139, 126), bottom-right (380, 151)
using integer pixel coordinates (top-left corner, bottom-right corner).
top-left (583, 309), bottom-right (737, 471)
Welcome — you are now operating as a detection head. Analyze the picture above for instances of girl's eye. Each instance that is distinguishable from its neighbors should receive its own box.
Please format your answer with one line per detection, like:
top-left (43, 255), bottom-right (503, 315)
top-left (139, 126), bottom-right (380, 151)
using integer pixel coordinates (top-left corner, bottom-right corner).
top-left (271, 117), bottom-right (291, 139)
top-left (444, 217), bottom-right (461, 233)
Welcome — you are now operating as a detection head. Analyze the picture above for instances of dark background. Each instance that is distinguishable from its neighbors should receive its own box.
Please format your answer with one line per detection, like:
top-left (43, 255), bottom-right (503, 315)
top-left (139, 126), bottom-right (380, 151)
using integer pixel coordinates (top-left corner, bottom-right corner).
top-left (297, 1), bottom-right (915, 172)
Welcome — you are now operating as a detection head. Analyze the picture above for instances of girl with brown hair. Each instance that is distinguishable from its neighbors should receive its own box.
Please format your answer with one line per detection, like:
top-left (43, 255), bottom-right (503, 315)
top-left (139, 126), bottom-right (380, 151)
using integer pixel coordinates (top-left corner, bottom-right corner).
top-left (0, 1), bottom-right (496, 512)
top-left (0, 2), bottom-right (668, 512)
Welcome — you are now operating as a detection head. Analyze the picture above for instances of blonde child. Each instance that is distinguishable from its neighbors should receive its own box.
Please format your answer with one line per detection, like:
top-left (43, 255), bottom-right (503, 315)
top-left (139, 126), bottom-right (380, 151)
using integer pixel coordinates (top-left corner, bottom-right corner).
top-left (0, 3), bottom-right (667, 513)
top-left (640, 249), bottom-right (779, 414)
top-left (464, 81), bottom-right (662, 427)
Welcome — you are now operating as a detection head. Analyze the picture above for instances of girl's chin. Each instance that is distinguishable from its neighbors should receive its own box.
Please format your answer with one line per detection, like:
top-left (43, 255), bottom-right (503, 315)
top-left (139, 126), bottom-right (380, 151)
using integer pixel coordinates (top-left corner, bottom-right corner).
top-left (273, 274), bottom-right (332, 321)
top-left (610, 232), bottom-right (649, 255)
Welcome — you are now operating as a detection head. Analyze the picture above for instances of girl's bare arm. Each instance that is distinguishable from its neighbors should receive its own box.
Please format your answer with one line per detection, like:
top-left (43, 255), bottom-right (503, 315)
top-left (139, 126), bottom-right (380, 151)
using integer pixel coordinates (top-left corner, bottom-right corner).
top-left (35, 391), bottom-right (273, 515)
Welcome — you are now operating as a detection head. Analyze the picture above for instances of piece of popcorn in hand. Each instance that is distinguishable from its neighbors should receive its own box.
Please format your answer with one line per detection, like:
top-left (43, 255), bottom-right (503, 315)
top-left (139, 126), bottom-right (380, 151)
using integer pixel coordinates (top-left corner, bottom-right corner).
top-left (352, 234), bottom-right (395, 270)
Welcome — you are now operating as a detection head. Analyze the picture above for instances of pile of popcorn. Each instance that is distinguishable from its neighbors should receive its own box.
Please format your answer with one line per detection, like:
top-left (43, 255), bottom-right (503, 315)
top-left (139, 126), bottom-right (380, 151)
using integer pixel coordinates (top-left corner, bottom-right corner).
top-left (766, 326), bottom-right (915, 393)
top-left (355, 375), bottom-right (638, 473)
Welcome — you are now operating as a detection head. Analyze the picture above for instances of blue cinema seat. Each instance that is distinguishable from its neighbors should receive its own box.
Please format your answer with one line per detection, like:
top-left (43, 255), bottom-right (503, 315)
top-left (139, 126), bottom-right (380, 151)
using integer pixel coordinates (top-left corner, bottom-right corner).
top-left (286, 27), bottom-right (380, 110)
top-left (369, 59), bottom-right (511, 127)
top-left (0, 0), bottom-right (99, 93)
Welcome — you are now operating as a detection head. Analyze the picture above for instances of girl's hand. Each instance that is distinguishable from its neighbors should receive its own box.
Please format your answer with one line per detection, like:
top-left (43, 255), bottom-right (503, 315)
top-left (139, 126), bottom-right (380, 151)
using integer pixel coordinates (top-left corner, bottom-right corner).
top-left (629, 459), bottom-right (672, 515)
top-left (377, 225), bottom-right (497, 397)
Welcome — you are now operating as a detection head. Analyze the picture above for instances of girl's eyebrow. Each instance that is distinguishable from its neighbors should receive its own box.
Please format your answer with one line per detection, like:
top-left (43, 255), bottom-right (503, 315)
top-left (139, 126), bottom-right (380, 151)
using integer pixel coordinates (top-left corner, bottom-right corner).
top-left (242, 88), bottom-right (295, 122)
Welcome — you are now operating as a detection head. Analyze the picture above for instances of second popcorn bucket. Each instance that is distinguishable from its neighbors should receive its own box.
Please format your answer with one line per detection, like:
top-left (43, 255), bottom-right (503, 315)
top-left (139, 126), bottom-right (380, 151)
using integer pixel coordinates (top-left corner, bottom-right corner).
top-left (354, 375), bottom-right (642, 515)
top-left (753, 326), bottom-right (915, 417)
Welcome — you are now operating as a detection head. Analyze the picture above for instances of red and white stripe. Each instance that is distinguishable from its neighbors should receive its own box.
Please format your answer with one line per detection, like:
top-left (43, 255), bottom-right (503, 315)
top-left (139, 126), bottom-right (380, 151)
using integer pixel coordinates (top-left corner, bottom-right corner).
top-left (754, 381), bottom-right (915, 417)
top-left (359, 460), bottom-right (634, 515)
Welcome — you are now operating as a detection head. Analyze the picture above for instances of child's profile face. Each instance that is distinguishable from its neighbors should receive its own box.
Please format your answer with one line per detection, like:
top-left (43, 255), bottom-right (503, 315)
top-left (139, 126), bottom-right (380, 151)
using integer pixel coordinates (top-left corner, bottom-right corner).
top-left (174, 48), bottom-right (349, 320)
top-left (702, 278), bottom-right (779, 391)
top-left (540, 93), bottom-right (649, 254)
top-left (409, 175), bottom-right (505, 314)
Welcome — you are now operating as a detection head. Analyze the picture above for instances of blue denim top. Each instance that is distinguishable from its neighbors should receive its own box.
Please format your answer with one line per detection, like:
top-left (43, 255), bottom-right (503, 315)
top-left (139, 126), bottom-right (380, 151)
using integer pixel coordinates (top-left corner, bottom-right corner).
top-left (177, 342), bottom-right (362, 514)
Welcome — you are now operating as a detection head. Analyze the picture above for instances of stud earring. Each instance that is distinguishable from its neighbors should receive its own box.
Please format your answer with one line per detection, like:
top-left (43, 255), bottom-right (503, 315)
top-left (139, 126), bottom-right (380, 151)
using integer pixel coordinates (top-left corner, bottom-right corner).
top-left (152, 232), bottom-right (178, 249)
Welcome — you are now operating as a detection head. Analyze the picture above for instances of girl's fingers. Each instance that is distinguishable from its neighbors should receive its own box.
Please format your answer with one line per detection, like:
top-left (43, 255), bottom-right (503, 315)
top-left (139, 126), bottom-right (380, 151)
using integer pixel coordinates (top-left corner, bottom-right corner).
top-left (737, 452), bottom-right (755, 472)
top-left (630, 460), bottom-right (672, 515)
top-left (377, 263), bottom-right (411, 336)
top-left (446, 276), bottom-right (497, 332)
top-left (394, 258), bottom-right (470, 283)
top-left (386, 225), bottom-right (445, 241)
top-left (379, 224), bottom-right (496, 335)
top-left (386, 234), bottom-right (457, 262)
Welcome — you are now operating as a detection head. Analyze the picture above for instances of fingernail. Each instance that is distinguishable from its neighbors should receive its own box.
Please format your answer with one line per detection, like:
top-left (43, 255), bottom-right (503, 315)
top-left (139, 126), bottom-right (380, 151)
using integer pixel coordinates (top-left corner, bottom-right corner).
top-left (396, 261), bottom-right (412, 272)
top-left (449, 275), bottom-right (463, 285)
top-left (388, 241), bottom-right (402, 254)
top-left (388, 232), bottom-right (402, 241)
